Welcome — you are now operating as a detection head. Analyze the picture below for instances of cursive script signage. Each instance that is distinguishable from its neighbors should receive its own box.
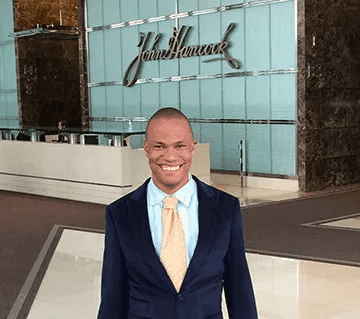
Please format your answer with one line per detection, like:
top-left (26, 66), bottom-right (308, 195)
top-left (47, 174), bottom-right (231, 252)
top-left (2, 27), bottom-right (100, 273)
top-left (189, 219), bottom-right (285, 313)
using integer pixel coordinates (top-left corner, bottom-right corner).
top-left (123, 23), bottom-right (240, 87)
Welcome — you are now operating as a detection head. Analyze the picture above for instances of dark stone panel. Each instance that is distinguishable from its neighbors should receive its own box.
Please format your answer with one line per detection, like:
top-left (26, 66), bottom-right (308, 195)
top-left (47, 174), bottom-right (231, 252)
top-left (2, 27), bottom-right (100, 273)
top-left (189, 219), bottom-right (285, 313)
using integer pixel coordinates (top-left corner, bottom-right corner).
top-left (304, 155), bottom-right (360, 192)
top-left (77, 0), bottom-right (89, 129)
top-left (297, 22), bottom-right (305, 56)
top-left (299, 0), bottom-right (360, 192)
top-left (14, 0), bottom-right (77, 31)
top-left (16, 35), bottom-right (81, 128)
top-left (347, 127), bottom-right (360, 155)
top-left (297, 0), bottom-right (305, 25)
top-left (20, 102), bottom-right (41, 126)
top-left (297, 130), bottom-right (306, 163)
top-left (298, 160), bottom-right (306, 192)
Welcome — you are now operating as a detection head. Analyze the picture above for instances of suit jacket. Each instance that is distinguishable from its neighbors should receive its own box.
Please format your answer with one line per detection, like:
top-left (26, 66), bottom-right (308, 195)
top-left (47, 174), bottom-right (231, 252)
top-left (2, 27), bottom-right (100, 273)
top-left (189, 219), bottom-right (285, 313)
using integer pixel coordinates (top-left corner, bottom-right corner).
top-left (98, 175), bottom-right (257, 319)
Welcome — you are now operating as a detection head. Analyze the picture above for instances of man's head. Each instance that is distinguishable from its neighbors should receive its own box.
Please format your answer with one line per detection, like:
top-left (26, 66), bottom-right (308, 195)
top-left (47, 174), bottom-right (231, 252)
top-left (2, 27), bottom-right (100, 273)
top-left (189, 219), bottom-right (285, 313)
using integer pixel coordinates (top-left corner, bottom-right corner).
top-left (144, 107), bottom-right (196, 194)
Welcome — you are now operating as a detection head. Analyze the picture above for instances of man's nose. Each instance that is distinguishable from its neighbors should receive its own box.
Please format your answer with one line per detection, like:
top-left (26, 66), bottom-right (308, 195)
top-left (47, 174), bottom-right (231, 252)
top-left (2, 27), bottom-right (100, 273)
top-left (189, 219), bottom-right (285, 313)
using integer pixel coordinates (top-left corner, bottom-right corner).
top-left (163, 147), bottom-right (177, 160)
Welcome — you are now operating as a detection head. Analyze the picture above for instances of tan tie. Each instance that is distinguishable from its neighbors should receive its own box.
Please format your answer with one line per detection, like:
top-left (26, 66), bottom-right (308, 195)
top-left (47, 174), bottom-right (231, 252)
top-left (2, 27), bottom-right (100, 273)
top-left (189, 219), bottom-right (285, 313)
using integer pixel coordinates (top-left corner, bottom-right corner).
top-left (160, 196), bottom-right (187, 292)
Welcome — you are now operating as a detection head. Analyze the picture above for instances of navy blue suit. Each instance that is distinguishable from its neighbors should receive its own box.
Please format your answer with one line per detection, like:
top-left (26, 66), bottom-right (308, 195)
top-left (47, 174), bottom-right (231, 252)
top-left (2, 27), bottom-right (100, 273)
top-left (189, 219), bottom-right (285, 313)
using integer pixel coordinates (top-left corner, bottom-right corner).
top-left (98, 175), bottom-right (257, 319)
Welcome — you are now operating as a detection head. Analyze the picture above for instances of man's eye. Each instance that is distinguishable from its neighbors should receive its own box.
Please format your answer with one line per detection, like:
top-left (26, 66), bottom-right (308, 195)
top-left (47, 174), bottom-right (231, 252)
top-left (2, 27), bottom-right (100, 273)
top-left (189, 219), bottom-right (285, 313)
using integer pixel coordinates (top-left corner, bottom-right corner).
top-left (154, 145), bottom-right (163, 148)
top-left (176, 145), bottom-right (186, 148)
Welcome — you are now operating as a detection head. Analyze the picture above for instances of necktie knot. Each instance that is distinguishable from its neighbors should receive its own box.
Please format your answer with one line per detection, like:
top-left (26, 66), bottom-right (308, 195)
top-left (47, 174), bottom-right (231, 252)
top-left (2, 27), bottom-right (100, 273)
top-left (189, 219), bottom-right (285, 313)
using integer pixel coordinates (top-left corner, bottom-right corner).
top-left (162, 196), bottom-right (178, 210)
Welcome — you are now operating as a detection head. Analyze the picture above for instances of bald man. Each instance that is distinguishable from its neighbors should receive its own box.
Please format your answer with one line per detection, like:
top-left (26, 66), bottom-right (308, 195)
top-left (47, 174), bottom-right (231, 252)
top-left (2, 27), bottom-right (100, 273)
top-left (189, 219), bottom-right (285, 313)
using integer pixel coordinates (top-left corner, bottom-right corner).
top-left (98, 107), bottom-right (257, 319)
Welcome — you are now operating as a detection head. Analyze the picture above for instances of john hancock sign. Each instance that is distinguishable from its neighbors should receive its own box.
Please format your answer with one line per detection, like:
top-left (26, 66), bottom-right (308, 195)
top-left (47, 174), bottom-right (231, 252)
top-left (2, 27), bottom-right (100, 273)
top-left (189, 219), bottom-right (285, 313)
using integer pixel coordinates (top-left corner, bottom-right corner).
top-left (123, 23), bottom-right (240, 87)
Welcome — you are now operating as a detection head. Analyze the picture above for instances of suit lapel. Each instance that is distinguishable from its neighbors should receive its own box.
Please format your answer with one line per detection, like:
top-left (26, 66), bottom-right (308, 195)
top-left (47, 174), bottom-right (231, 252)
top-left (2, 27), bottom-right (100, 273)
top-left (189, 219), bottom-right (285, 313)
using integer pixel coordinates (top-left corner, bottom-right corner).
top-left (126, 175), bottom-right (218, 293)
top-left (183, 175), bottom-right (217, 284)
top-left (127, 178), bottom-right (174, 291)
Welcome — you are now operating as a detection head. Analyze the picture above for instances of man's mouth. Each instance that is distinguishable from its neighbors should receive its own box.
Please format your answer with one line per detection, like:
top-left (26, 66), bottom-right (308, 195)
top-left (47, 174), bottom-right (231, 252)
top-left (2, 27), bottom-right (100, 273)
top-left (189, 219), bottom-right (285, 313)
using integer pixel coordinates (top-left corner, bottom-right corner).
top-left (159, 164), bottom-right (183, 171)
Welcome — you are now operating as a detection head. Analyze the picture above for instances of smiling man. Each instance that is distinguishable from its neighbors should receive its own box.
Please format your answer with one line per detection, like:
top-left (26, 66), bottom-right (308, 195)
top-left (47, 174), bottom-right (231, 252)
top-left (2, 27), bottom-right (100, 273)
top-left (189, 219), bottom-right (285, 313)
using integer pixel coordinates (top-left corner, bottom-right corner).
top-left (97, 107), bottom-right (258, 319)
top-left (143, 109), bottom-right (196, 194)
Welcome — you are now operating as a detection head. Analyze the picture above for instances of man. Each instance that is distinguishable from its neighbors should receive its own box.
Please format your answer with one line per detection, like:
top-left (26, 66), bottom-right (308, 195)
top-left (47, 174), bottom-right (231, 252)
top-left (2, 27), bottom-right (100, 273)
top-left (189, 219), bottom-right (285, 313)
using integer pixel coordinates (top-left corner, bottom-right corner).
top-left (98, 107), bottom-right (257, 319)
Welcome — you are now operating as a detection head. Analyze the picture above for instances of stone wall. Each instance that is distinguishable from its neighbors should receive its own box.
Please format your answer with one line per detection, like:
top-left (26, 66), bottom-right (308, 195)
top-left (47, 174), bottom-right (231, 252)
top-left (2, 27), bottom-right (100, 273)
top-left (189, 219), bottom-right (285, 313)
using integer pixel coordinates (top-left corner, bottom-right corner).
top-left (298, 0), bottom-right (360, 191)
top-left (17, 34), bottom-right (81, 128)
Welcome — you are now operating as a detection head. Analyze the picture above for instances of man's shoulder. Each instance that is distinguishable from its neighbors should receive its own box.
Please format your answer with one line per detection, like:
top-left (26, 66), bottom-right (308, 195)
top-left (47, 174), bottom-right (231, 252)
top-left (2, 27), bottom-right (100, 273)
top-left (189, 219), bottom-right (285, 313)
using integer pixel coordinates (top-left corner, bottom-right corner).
top-left (193, 175), bottom-right (239, 203)
top-left (107, 179), bottom-right (150, 209)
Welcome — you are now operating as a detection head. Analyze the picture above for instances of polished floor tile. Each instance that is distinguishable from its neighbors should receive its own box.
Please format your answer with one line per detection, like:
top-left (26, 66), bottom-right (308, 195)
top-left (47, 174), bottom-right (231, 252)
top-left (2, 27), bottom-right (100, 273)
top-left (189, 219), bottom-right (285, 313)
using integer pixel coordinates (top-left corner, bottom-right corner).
top-left (210, 175), bottom-right (300, 207)
top-left (25, 230), bottom-right (360, 319)
top-left (321, 218), bottom-right (360, 230)
top-left (26, 230), bottom-right (103, 319)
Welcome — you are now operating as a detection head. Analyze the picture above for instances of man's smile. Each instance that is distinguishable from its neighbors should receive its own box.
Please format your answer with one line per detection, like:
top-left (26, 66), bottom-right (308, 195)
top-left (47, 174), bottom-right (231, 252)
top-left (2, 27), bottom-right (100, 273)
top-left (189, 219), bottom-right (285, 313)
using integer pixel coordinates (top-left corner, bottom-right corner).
top-left (158, 164), bottom-right (183, 171)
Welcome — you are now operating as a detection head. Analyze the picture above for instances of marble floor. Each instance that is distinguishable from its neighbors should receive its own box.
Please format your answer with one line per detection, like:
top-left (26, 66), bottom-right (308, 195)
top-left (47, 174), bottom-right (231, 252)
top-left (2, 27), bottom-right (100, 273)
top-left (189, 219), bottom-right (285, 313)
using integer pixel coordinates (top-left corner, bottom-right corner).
top-left (320, 217), bottom-right (360, 231)
top-left (8, 174), bottom-right (360, 319)
top-left (23, 229), bottom-right (360, 319)
top-left (210, 173), bottom-right (301, 207)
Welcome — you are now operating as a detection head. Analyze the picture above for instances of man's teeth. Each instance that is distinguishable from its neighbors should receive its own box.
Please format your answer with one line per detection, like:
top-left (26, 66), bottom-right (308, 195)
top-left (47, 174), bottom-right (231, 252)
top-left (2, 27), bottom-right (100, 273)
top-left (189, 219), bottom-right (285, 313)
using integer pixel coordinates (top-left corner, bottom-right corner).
top-left (161, 165), bottom-right (180, 171)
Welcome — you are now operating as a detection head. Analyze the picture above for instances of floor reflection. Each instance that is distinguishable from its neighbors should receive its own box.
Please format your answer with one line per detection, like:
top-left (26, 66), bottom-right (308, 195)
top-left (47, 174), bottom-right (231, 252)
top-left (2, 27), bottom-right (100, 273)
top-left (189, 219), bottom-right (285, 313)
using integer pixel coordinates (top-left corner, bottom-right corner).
top-left (25, 229), bottom-right (360, 319)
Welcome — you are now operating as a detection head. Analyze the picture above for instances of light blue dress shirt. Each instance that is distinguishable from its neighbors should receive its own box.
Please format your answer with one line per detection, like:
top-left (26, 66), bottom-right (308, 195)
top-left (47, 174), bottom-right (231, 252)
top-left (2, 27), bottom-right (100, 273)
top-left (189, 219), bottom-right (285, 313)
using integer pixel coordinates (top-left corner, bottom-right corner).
top-left (147, 174), bottom-right (199, 267)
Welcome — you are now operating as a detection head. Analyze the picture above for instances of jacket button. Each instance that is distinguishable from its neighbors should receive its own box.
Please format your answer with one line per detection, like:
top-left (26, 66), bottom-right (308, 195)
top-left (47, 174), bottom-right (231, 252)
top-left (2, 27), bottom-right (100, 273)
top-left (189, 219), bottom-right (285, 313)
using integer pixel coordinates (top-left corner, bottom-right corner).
top-left (178, 294), bottom-right (183, 300)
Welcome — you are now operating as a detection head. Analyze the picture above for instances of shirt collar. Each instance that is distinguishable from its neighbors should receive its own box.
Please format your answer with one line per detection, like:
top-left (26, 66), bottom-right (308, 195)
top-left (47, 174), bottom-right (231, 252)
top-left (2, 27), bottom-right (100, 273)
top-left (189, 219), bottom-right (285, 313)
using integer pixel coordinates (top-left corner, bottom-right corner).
top-left (148, 173), bottom-right (195, 208)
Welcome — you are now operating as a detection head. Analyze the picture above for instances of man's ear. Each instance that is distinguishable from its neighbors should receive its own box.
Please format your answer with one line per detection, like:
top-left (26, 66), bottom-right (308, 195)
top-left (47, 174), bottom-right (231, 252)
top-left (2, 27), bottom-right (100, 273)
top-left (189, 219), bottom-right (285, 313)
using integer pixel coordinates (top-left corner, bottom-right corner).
top-left (191, 140), bottom-right (196, 155)
top-left (144, 140), bottom-right (149, 157)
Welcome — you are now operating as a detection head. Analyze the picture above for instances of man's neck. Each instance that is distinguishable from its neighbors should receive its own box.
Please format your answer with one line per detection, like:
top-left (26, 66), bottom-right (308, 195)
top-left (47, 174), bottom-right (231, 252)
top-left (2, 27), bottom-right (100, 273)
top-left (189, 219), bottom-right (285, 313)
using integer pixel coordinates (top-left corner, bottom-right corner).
top-left (152, 175), bottom-right (191, 195)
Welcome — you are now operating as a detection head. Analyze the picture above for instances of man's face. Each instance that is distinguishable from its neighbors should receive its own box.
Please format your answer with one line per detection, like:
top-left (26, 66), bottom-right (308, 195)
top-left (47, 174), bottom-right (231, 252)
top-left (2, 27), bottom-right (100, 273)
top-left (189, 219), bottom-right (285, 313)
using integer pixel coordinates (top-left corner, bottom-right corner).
top-left (144, 117), bottom-right (196, 194)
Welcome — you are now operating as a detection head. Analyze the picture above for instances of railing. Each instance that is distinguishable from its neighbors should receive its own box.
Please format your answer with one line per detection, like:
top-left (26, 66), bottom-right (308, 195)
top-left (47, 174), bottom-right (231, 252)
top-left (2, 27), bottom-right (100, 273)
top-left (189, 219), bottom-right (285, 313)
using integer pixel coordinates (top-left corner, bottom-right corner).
top-left (0, 126), bottom-right (145, 147)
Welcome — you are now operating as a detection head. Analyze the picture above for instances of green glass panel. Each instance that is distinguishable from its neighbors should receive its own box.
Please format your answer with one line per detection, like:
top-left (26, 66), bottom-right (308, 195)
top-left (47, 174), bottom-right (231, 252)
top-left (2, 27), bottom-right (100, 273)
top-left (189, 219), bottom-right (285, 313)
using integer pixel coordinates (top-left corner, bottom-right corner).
top-left (224, 124), bottom-right (246, 171)
top-left (3, 45), bottom-right (17, 89)
top-left (88, 31), bottom-right (105, 83)
top-left (201, 123), bottom-right (223, 170)
top-left (190, 123), bottom-right (200, 144)
top-left (271, 74), bottom-right (297, 120)
top-left (0, 93), bottom-right (6, 117)
top-left (91, 120), bottom-right (107, 131)
top-left (271, 125), bottom-right (296, 175)
top-left (223, 77), bottom-right (245, 119)
top-left (0, 119), bottom-right (7, 127)
top-left (123, 85), bottom-right (141, 116)
top-left (221, 9), bottom-right (245, 72)
top-left (104, 29), bottom-right (122, 82)
top-left (246, 124), bottom-right (271, 173)
top-left (139, 0), bottom-right (158, 18)
top-left (159, 82), bottom-right (179, 108)
top-left (7, 119), bottom-right (19, 128)
top-left (200, 79), bottom-right (222, 118)
top-left (103, 0), bottom-right (121, 25)
top-left (0, 0), bottom-right (12, 40)
top-left (158, 20), bottom-right (178, 78)
top-left (179, 16), bottom-right (200, 77)
top-left (140, 83), bottom-right (160, 117)
top-left (179, 0), bottom-right (198, 12)
top-left (105, 86), bottom-right (123, 117)
top-left (6, 92), bottom-right (18, 118)
top-left (158, 0), bottom-right (175, 16)
top-left (199, 14), bottom-right (221, 75)
top-left (86, 0), bottom-right (103, 27)
top-left (246, 76), bottom-right (270, 120)
top-left (0, 0), bottom-right (17, 125)
top-left (180, 81), bottom-right (200, 118)
top-left (120, 0), bottom-right (139, 21)
top-left (271, 2), bottom-right (296, 69)
top-left (129, 122), bottom-right (144, 148)
top-left (107, 121), bottom-right (125, 133)
top-left (221, 0), bottom-right (245, 5)
top-left (245, 6), bottom-right (270, 71)
top-left (121, 26), bottom-right (140, 81)
top-left (0, 48), bottom-right (3, 89)
top-left (138, 23), bottom-right (160, 79)
top-left (199, 0), bottom-right (220, 10)
top-left (89, 87), bottom-right (106, 117)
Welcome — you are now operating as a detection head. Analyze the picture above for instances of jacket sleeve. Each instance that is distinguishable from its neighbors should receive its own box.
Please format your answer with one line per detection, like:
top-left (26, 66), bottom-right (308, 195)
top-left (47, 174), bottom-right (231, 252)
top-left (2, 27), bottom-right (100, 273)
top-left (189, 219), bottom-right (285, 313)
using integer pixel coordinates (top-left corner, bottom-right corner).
top-left (97, 205), bottom-right (129, 319)
top-left (223, 198), bottom-right (258, 319)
